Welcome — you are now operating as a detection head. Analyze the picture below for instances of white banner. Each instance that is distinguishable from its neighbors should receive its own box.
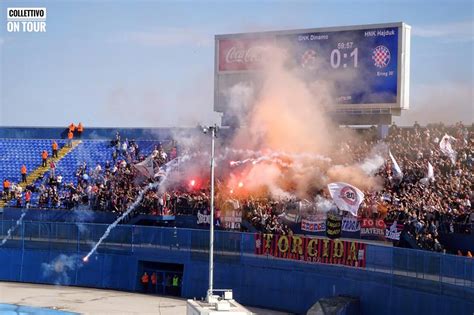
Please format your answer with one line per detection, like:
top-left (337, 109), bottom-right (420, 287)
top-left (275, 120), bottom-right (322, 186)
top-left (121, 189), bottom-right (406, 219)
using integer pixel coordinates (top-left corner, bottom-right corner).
top-left (385, 221), bottom-right (401, 240)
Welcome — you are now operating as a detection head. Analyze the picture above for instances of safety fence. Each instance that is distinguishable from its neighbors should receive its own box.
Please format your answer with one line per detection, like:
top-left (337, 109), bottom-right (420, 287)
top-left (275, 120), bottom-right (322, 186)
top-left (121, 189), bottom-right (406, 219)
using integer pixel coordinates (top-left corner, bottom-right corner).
top-left (0, 220), bottom-right (472, 289)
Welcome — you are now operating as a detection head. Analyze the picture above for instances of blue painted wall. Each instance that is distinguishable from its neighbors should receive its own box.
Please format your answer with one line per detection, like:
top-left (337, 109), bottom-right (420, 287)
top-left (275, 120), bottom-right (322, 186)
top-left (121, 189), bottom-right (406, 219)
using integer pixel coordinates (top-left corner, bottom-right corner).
top-left (1, 208), bottom-right (118, 224)
top-left (440, 233), bottom-right (474, 253)
top-left (0, 221), bottom-right (472, 314)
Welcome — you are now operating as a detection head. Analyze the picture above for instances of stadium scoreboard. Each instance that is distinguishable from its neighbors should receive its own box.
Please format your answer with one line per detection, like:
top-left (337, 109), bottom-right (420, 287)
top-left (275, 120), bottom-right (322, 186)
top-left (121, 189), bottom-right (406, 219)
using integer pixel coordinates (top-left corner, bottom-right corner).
top-left (214, 22), bottom-right (411, 125)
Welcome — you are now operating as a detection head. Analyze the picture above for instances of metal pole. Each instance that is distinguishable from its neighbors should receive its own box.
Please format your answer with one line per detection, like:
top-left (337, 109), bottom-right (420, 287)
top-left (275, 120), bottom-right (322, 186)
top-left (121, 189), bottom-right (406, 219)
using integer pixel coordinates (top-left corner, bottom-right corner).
top-left (207, 126), bottom-right (216, 302)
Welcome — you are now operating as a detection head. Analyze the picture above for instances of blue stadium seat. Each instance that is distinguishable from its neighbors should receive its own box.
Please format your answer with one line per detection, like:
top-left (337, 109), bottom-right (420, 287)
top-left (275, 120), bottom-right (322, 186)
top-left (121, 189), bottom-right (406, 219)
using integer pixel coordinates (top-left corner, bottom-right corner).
top-left (1, 139), bottom-right (164, 208)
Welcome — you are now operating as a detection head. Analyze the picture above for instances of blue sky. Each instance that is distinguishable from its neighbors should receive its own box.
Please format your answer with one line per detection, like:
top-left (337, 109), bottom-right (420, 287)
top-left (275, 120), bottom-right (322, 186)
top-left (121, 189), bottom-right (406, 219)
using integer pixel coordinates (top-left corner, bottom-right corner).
top-left (0, 0), bottom-right (472, 127)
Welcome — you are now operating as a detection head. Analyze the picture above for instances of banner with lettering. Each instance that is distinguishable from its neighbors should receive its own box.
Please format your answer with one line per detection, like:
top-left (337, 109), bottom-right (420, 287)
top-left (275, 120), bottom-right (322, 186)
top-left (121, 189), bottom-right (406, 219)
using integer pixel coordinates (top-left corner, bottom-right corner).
top-left (221, 209), bottom-right (242, 230)
top-left (219, 199), bottom-right (242, 230)
top-left (326, 213), bottom-right (342, 239)
top-left (255, 234), bottom-right (366, 268)
top-left (385, 221), bottom-right (404, 241)
top-left (301, 219), bottom-right (326, 232)
top-left (196, 210), bottom-right (221, 226)
top-left (360, 218), bottom-right (386, 239)
top-left (341, 216), bottom-right (361, 232)
top-left (301, 216), bottom-right (360, 234)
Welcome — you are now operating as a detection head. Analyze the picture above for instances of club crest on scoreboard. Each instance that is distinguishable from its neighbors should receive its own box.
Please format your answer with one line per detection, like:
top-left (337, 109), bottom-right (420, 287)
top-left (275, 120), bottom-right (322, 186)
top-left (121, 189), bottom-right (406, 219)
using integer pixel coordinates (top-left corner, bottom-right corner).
top-left (372, 45), bottom-right (391, 68)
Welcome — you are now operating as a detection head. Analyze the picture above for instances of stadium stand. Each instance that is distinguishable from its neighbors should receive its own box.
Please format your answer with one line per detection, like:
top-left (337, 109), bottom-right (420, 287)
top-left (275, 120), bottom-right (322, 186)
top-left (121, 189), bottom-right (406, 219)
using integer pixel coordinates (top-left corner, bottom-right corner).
top-left (0, 123), bottom-right (472, 256)
top-left (0, 137), bottom-right (167, 210)
top-left (0, 139), bottom-right (70, 207)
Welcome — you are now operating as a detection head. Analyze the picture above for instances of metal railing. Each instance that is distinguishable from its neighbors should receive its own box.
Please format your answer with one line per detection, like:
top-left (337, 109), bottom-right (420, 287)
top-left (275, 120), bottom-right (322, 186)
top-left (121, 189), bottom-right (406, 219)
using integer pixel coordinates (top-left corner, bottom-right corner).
top-left (0, 220), bottom-right (472, 289)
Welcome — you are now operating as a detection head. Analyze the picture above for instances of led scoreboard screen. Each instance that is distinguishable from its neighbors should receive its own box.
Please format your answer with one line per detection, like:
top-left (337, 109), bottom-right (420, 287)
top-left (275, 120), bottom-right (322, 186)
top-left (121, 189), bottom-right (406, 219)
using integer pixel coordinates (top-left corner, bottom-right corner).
top-left (215, 23), bottom-right (410, 118)
top-left (277, 27), bottom-right (399, 105)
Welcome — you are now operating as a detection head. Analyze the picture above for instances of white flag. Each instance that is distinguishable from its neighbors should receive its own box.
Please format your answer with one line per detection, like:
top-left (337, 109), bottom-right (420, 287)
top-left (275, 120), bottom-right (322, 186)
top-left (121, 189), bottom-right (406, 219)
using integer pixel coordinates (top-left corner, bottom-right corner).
top-left (327, 182), bottom-right (365, 217)
top-left (389, 150), bottom-right (403, 179)
top-left (154, 168), bottom-right (167, 178)
top-left (134, 155), bottom-right (155, 178)
top-left (427, 162), bottom-right (434, 181)
top-left (439, 134), bottom-right (456, 164)
top-left (420, 162), bottom-right (435, 185)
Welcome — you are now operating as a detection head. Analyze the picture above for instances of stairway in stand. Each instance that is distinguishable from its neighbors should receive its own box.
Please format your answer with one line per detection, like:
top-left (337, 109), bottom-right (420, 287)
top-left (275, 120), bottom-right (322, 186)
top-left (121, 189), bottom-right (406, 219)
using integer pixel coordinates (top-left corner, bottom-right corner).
top-left (0, 140), bottom-right (82, 208)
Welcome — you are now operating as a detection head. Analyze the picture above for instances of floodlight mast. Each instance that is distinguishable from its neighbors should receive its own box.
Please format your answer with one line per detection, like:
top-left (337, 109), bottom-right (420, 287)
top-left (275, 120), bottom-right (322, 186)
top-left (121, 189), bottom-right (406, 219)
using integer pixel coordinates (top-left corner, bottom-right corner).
top-left (204, 124), bottom-right (217, 303)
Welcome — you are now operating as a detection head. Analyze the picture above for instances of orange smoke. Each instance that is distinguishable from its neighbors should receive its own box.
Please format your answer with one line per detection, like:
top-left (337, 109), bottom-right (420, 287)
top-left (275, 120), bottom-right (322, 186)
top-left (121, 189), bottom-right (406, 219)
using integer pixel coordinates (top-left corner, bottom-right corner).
top-left (226, 45), bottom-right (383, 198)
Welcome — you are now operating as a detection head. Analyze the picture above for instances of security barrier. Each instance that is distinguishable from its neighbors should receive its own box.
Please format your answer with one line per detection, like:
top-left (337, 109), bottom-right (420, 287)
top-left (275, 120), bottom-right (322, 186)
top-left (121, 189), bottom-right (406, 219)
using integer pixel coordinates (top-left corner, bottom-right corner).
top-left (0, 220), bottom-right (472, 314)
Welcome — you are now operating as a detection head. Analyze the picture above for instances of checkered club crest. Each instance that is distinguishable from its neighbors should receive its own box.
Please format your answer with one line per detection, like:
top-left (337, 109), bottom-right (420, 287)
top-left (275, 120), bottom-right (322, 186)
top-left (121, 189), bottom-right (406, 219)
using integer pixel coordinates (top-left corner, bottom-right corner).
top-left (372, 45), bottom-right (391, 68)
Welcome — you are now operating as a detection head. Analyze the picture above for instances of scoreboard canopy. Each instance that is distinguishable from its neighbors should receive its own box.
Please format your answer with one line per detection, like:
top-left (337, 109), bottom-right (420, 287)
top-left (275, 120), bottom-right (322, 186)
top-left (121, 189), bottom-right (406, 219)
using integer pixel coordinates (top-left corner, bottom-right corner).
top-left (214, 22), bottom-right (411, 126)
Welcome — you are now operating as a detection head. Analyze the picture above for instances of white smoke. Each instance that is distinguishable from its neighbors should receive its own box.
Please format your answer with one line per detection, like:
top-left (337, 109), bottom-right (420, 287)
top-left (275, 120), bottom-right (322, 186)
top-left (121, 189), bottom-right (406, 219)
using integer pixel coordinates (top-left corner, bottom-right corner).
top-left (315, 195), bottom-right (335, 213)
top-left (359, 143), bottom-right (387, 175)
top-left (82, 181), bottom-right (160, 262)
top-left (224, 82), bottom-right (255, 126)
top-left (42, 254), bottom-right (83, 285)
top-left (0, 211), bottom-right (27, 247)
top-left (73, 208), bottom-right (95, 234)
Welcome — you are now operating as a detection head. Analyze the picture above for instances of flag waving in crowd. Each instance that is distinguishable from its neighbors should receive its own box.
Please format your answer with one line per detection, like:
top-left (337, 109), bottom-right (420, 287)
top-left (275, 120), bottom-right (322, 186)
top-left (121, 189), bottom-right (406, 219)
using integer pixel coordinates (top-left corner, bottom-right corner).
top-left (427, 162), bottom-right (435, 182)
top-left (389, 150), bottom-right (403, 180)
top-left (439, 134), bottom-right (457, 164)
top-left (134, 155), bottom-right (155, 178)
top-left (420, 161), bottom-right (435, 186)
top-left (327, 182), bottom-right (365, 217)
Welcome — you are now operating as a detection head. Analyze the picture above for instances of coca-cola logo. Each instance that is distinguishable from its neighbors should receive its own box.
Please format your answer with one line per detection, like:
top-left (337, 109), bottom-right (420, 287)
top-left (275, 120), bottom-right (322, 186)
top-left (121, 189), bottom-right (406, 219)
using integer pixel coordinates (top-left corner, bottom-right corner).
top-left (225, 46), bottom-right (265, 64)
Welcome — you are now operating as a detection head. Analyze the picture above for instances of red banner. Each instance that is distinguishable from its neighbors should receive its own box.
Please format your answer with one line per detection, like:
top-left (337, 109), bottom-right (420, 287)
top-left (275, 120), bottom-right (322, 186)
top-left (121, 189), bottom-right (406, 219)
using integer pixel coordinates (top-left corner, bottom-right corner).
top-left (360, 219), bottom-right (386, 239)
top-left (218, 38), bottom-right (271, 72)
top-left (255, 234), bottom-right (366, 268)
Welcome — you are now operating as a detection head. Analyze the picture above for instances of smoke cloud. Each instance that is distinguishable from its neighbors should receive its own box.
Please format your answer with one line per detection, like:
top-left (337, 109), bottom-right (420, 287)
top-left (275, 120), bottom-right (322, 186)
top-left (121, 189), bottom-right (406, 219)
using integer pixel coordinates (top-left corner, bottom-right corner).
top-left (42, 254), bottom-right (82, 285)
top-left (225, 45), bottom-right (382, 197)
top-left (163, 43), bottom-right (386, 204)
top-left (83, 181), bottom-right (160, 262)
top-left (73, 208), bottom-right (95, 234)
top-left (0, 211), bottom-right (27, 247)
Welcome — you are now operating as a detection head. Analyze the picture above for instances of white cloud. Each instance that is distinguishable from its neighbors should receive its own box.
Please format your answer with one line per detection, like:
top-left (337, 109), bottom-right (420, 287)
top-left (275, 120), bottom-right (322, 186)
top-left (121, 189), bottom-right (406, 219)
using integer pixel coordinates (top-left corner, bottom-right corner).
top-left (111, 27), bottom-right (213, 47)
top-left (412, 20), bottom-right (474, 42)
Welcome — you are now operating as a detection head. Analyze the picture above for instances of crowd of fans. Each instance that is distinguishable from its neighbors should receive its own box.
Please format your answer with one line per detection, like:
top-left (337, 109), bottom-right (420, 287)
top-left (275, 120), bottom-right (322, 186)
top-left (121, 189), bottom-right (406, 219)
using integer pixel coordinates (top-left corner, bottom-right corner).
top-left (371, 122), bottom-right (472, 251)
top-left (245, 198), bottom-right (293, 236)
top-left (1, 123), bottom-right (473, 253)
top-left (238, 122), bottom-right (473, 253)
top-left (58, 139), bottom-right (177, 219)
top-left (1, 133), bottom-right (178, 220)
